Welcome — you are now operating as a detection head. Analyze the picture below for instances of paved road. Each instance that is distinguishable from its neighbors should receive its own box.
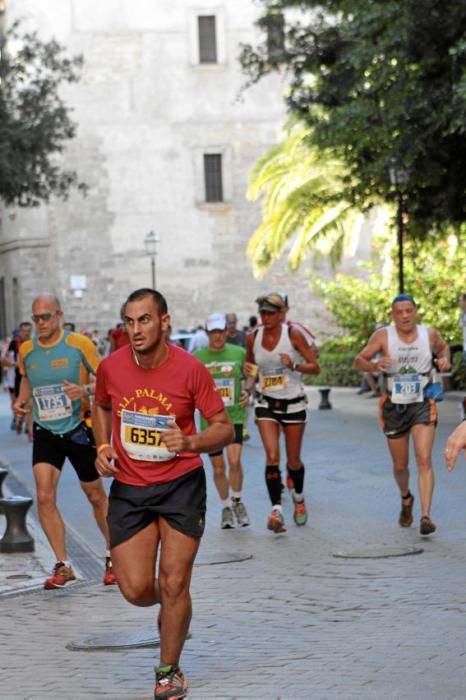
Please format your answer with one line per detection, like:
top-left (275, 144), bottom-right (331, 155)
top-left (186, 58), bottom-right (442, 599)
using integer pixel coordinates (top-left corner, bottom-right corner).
top-left (1, 388), bottom-right (466, 699)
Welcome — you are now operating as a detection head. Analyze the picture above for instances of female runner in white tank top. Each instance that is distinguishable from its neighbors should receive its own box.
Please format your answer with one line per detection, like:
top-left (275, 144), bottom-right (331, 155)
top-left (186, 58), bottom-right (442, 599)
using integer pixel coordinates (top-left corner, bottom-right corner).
top-left (244, 293), bottom-right (320, 533)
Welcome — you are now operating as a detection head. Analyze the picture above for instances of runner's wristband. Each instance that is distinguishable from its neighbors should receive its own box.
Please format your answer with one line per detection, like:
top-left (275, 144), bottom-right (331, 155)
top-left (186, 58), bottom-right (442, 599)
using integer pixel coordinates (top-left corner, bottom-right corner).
top-left (97, 443), bottom-right (111, 455)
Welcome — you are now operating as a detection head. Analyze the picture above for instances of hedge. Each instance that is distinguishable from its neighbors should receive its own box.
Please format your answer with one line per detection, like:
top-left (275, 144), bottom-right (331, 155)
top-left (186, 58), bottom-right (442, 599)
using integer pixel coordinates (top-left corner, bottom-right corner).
top-left (303, 351), bottom-right (361, 388)
top-left (302, 349), bottom-right (466, 390)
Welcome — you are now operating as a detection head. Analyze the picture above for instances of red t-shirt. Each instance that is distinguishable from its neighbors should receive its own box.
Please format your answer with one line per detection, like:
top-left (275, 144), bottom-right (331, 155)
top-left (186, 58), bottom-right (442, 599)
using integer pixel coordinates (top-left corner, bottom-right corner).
top-left (111, 327), bottom-right (130, 350)
top-left (95, 343), bottom-right (224, 486)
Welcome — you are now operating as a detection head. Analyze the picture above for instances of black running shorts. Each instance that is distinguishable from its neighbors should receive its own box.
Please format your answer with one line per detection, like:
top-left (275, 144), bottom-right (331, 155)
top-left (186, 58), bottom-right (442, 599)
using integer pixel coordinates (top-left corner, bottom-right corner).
top-left (209, 423), bottom-right (243, 457)
top-left (107, 467), bottom-right (207, 548)
top-left (255, 406), bottom-right (307, 425)
top-left (379, 395), bottom-right (437, 438)
top-left (32, 422), bottom-right (99, 483)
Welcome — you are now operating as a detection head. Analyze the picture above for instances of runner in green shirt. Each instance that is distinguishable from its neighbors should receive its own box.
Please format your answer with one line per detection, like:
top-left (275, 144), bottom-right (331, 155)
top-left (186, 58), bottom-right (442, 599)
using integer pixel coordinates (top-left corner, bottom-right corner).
top-left (195, 313), bottom-right (250, 528)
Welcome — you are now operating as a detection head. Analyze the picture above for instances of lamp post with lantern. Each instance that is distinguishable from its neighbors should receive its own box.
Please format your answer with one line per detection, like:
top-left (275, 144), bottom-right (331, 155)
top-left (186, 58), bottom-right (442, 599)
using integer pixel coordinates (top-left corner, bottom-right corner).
top-left (388, 164), bottom-right (408, 294)
top-left (144, 230), bottom-right (160, 289)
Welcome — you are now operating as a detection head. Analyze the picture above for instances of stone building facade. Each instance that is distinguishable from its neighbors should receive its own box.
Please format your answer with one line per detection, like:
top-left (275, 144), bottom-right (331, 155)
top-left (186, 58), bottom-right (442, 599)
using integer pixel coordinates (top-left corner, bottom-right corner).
top-left (0, 0), bottom-right (370, 338)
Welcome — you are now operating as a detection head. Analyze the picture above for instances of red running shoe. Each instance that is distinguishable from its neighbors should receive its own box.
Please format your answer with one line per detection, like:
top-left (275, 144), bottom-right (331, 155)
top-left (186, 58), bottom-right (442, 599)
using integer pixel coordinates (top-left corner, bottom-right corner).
top-left (154, 665), bottom-right (188, 699)
top-left (103, 557), bottom-right (117, 585)
top-left (44, 562), bottom-right (76, 589)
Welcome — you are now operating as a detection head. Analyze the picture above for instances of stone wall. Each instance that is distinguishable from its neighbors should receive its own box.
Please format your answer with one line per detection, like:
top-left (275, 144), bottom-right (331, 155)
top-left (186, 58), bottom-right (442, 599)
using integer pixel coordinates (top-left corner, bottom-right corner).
top-left (0, 0), bottom-right (372, 338)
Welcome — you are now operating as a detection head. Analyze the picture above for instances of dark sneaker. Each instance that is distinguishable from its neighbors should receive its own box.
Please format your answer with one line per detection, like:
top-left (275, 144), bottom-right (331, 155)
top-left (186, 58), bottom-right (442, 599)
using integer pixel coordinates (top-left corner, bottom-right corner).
top-left (292, 496), bottom-right (308, 526)
top-left (420, 516), bottom-right (436, 536)
top-left (267, 508), bottom-right (286, 533)
top-left (103, 557), bottom-right (117, 586)
top-left (399, 493), bottom-right (414, 528)
top-left (221, 506), bottom-right (235, 529)
top-left (44, 562), bottom-right (76, 589)
top-left (154, 664), bottom-right (188, 699)
top-left (232, 500), bottom-right (250, 527)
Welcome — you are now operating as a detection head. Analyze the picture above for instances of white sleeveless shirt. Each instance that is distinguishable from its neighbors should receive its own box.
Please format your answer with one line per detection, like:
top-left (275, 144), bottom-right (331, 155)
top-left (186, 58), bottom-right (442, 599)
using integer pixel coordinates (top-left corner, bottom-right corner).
top-left (253, 324), bottom-right (304, 400)
top-left (385, 324), bottom-right (433, 402)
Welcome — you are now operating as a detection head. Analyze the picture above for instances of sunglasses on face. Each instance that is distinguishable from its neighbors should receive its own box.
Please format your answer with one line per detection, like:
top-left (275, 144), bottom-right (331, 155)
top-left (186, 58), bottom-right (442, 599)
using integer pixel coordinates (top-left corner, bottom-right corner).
top-left (31, 312), bottom-right (58, 323)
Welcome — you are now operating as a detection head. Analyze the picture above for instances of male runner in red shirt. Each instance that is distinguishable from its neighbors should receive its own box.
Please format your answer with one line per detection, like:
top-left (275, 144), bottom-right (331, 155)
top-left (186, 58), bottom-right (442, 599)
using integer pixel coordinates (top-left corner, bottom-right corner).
top-left (92, 288), bottom-right (232, 700)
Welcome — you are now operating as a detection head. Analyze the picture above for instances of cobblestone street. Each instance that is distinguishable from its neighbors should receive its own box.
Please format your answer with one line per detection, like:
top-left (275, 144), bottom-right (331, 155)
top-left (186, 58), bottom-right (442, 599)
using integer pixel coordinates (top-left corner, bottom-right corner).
top-left (1, 388), bottom-right (466, 699)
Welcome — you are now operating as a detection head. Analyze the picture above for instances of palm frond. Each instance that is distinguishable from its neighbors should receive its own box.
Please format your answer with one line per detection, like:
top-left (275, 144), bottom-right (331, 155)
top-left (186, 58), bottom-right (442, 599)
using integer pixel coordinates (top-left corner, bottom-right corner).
top-left (247, 121), bottom-right (369, 276)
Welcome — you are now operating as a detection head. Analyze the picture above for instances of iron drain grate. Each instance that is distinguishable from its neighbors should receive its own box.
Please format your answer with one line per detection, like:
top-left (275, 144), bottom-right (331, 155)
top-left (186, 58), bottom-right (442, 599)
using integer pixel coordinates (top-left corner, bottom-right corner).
top-left (333, 545), bottom-right (423, 559)
top-left (67, 629), bottom-right (192, 652)
top-left (195, 552), bottom-right (253, 566)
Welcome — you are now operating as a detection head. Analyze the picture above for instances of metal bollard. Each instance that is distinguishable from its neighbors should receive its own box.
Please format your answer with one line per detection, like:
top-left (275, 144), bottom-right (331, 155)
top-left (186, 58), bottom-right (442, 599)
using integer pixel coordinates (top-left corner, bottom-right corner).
top-left (0, 496), bottom-right (35, 553)
top-left (318, 387), bottom-right (332, 410)
top-left (0, 467), bottom-right (8, 514)
top-left (0, 467), bottom-right (8, 498)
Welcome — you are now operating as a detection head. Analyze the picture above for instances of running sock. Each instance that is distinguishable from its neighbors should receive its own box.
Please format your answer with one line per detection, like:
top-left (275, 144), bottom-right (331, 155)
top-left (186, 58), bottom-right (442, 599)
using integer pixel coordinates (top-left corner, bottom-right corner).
top-left (61, 560), bottom-right (72, 568)
top-left (265, 465), bottom-right (282, 505)
top-left (288, 465), bottom-right (305, 494)
top-left (221, 498), bottom-right (230, 508)
top-left (231, 491), bottom-right (241, 501)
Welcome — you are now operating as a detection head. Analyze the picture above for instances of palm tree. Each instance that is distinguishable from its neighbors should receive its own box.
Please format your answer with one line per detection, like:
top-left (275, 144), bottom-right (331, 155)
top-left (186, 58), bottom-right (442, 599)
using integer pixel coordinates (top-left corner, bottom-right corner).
top-left (246, 122), bottom-right (368, 277)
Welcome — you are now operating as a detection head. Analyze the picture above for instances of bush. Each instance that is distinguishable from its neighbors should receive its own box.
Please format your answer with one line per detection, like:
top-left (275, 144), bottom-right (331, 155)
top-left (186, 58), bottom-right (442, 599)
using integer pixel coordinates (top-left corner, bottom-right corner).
top-left (451, 351), bottom-right (466, 390)
top-left (303, 351), bottom-right (361, 387)
top-left (303, 346), bottom-right (465, 391)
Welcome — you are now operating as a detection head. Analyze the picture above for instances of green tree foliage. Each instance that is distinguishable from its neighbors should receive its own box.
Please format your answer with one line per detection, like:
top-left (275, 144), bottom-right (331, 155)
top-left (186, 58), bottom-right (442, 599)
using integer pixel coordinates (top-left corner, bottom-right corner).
top-left (0, 21), bottom-right (84, 207)
top-left (240, 1), bottom-right (466, 236)
top-left (313, 232), bottom-right (466, 349)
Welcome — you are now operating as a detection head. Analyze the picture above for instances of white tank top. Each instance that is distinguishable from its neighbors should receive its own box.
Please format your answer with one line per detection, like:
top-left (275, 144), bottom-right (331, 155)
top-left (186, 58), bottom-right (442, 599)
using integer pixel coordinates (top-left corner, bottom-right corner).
top-left (385, 324), bottom-right (432, 396)
top-left (253, 324), bottom-right (304, 399)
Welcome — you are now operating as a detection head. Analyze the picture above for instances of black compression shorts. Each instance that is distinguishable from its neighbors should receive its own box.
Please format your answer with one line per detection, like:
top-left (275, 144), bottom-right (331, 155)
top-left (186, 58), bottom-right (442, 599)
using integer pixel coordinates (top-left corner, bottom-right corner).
top-left (209, 423), bottom-right (243, 457)
top-left (32, 422), bottom-right (99, 483)
top-left (255, 406), bottom-right (307, 425)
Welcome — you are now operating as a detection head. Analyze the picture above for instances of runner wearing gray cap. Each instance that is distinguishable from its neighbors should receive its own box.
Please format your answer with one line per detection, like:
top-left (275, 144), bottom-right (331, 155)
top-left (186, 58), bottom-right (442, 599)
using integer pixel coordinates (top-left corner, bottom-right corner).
top-left (244, 293), bottom-right (320, 533)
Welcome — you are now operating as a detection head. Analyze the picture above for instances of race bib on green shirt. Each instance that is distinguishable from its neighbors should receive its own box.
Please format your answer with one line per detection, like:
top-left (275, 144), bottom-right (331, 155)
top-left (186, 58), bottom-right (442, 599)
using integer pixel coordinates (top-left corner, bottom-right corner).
top-left (215, 377), bottom-right (234, 406)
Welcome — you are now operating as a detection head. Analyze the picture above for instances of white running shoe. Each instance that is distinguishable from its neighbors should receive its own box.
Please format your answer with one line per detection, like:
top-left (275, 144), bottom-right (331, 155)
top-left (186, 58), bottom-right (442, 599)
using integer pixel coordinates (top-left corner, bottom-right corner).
top-left (221, 506), bottom-right (235, 529)
top-left (232, 500), bottom-right (250, 527)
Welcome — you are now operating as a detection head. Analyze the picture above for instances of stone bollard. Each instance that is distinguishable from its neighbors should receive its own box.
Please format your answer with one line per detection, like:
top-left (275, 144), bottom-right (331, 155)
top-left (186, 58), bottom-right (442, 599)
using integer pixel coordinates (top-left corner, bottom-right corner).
top-left (0, 467), bottom-right (8, 514)
top-left (0, 496), bottom-right (35, 553)
top-left (318, 387), bottom-right (332, 410)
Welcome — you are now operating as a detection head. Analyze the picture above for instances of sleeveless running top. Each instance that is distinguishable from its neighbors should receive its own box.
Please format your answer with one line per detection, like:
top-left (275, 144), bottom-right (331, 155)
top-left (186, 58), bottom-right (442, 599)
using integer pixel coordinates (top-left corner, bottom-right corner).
top-left (253, 324), bottom-right (303, 400)
top-left (385, 324), bottom-right (432, 401)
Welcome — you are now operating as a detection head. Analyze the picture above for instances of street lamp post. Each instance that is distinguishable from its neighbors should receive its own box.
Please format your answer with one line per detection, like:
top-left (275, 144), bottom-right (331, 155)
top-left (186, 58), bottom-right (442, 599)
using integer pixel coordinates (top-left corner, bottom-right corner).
top-left (144, 230), bottom-right (160, 289)
top-left (388, 165), bottom-right (408, 294)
